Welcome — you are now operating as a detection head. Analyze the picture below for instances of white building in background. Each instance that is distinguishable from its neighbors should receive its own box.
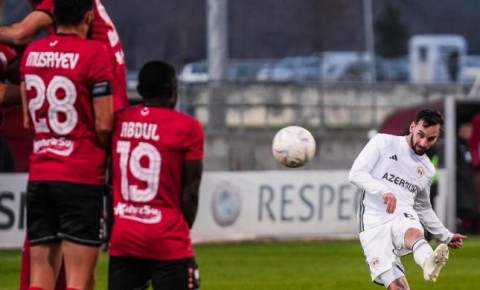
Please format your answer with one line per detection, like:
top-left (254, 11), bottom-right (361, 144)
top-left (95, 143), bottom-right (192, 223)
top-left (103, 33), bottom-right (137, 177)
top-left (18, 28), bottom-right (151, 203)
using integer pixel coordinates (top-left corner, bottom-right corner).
top-left (409, 34), bottom-right (467, 84)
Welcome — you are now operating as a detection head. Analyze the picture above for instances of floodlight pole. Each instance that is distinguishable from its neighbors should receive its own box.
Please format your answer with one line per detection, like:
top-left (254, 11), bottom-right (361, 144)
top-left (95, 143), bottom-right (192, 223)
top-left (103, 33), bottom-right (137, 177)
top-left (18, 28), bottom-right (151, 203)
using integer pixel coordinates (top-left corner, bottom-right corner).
top-left (444, 96), bottom-right (457, 231)
top-left (363, 0), bottom-right (376, 83)
top-left (207, 0), bottom-right (228, 131)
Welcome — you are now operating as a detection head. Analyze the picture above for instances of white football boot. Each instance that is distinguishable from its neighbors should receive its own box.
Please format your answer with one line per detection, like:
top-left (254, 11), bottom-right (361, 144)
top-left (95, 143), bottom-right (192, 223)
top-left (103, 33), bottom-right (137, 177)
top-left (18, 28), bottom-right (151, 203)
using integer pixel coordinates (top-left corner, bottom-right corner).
top-left (423, 243), bottom-right (449, 282)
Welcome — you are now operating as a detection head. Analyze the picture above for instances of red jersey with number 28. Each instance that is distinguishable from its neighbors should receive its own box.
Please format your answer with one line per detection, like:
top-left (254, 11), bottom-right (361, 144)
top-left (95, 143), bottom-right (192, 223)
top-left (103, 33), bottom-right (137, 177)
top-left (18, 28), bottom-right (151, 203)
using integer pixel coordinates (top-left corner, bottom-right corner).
top-left (36, 0), bottom-right (129, 111)
top-left (20, 34), bottom-right (113, 185)
top-left (109, 105), bottom-right (204, 260)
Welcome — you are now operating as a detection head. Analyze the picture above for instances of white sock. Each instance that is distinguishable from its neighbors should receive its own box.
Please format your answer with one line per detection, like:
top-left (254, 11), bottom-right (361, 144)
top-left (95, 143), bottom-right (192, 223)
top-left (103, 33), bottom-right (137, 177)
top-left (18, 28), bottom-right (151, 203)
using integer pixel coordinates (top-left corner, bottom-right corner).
top-left (412, 238), bottom-right (433, 268)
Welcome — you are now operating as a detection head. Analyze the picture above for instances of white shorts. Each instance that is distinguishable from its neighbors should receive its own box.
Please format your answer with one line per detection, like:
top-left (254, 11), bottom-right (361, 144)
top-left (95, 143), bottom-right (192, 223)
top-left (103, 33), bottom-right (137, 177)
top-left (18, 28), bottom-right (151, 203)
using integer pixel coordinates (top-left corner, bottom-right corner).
top-left (359, 208), bottom-right (424, 285)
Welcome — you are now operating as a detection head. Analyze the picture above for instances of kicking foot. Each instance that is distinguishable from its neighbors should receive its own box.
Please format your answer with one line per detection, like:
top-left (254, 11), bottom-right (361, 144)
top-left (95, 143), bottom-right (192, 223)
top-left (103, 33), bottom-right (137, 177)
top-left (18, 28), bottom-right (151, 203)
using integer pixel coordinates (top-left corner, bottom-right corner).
top-left (423, 243), bottom-right (449, 282)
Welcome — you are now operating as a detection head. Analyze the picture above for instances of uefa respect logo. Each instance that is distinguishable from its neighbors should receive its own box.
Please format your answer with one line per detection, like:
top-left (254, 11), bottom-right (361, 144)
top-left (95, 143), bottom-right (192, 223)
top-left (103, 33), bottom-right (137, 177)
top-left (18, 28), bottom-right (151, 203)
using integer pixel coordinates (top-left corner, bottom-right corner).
top-left (211, 181), bottom-right (242, 227)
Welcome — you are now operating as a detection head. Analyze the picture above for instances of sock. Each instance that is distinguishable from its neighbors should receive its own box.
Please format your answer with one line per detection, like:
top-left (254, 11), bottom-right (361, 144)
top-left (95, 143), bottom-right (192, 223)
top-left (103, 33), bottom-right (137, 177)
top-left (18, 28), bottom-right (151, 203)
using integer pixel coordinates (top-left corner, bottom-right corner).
top-left (28, 288), bottom-right (45, 290)
top-left (66, 288), bottom-right (81, 290)
top-left (412, 238), bottom-right (433, 267)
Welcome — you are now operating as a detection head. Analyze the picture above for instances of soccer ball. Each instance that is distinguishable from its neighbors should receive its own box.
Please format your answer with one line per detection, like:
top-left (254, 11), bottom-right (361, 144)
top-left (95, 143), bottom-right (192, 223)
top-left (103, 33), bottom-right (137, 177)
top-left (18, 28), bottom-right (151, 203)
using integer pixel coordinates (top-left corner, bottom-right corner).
top-left (272, 126), bottom-right (316, 168)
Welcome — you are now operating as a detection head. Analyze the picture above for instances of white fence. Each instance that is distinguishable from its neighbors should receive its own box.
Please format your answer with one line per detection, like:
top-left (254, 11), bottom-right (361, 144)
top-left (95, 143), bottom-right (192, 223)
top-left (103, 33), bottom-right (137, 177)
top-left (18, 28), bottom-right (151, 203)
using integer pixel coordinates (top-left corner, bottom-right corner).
top-left (0, 170), bottom-right (451, 248)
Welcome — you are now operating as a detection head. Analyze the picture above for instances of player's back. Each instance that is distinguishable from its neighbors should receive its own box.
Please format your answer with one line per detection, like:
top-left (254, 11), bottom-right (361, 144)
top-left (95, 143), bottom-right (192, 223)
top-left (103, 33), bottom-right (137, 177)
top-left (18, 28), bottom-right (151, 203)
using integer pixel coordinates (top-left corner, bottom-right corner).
top-left (110, 105), bottom-right (204, 260)
top-left (36, 0), bottom-right (121, 50)
top-left (21, 34), bottom-right (112, 185)
top-left (36, 0), bottom-right (129, 111)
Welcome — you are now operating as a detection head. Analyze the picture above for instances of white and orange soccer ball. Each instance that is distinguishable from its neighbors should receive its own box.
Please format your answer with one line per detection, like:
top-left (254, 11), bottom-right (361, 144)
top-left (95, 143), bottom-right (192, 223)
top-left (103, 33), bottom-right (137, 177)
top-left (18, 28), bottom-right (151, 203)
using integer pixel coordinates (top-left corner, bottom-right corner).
top-left (272, 126), bottom-right (316, 168)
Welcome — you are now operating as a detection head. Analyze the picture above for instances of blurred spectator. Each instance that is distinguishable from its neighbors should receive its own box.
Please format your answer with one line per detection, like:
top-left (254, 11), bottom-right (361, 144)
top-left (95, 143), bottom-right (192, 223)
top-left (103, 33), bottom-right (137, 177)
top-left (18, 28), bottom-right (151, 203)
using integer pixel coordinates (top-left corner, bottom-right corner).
top-left (470, 113), bottom-right (480, 168)
top-left (456, 121), bottom-right (477, 234)
top-left (469, 113), bottom-right (480, 236)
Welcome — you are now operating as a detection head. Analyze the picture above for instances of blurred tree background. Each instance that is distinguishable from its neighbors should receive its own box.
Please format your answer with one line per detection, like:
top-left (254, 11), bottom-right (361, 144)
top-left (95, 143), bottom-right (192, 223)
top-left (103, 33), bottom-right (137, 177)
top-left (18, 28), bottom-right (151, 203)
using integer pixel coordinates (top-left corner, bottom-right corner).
top-left (374, 1), bottom-right (409, 58)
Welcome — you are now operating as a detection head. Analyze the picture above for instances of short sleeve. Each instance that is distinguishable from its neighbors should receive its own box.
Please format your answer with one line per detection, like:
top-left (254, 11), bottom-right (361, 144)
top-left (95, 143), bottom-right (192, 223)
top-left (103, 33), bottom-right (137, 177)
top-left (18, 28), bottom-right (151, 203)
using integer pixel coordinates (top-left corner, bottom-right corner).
top-left (184, 119), bottom-right (204, 160)
top-left (87, 42), bottom-right (113, 92)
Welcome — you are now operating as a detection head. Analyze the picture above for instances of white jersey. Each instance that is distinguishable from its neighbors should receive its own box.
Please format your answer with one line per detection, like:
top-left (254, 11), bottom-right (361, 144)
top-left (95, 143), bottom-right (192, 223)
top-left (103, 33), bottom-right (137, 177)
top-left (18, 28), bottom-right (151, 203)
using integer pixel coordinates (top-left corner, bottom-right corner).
top-left (349, 133), bottom-right (452, 243)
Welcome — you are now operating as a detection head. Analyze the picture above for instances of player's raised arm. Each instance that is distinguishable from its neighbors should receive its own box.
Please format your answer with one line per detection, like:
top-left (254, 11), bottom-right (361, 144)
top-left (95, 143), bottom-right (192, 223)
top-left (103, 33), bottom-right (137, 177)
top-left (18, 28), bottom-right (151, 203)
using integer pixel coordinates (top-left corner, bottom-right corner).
top-left (0, 11), bottom-right (52, 46)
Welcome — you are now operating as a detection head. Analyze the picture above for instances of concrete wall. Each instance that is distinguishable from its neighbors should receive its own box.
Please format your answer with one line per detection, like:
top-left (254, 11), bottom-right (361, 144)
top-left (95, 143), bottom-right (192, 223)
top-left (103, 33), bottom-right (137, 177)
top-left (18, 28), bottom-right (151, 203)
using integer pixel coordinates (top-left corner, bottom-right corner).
top-left (177, 82), bottom-right (468, 131)
top-left (204, 129), bottom-right (369, 171)
top-left (184, 82), bottom-right (471, 171)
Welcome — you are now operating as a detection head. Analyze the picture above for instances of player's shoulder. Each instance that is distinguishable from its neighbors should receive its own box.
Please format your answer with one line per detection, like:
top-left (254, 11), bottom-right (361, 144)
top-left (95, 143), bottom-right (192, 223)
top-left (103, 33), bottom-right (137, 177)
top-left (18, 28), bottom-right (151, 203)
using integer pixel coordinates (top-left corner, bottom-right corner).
top-left (114, 104), bottom-right (139, 119)
top-left (71, 39), bottom-right (110, 62)
top-left (421, 154), bottom-right (436, 171)
top-left (176, 110), bottom-right (204, 131)
top-left (24, 37), bottom-right (48, 51)
top-left (371, 133), bottom-right (401, 145)
top-left (79, 39), bottom-right (108, 51)
top-left (165, 109), bottom-right (205, 135)
top-left (375, 133), bottom-right (400, 140)
top-left (173, 110), bottom-right (201, 123)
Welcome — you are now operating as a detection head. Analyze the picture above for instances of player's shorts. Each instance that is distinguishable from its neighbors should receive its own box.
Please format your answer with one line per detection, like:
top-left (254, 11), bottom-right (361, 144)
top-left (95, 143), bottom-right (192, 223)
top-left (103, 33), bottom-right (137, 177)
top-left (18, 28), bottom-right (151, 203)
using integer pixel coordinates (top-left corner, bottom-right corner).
top-left (108, 256), bottom-right (200, 290)
top-left (359, 208), bottom-right (424, 286)
top-left (27, 181), bottom-right (104, 247)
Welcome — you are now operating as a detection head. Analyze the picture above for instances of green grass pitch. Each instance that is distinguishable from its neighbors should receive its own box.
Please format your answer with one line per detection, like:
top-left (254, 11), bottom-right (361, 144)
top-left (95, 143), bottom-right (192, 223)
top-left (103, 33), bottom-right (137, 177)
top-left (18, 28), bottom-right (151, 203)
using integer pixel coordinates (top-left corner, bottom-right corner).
top-left (0, 237), bottom-right (479, 290)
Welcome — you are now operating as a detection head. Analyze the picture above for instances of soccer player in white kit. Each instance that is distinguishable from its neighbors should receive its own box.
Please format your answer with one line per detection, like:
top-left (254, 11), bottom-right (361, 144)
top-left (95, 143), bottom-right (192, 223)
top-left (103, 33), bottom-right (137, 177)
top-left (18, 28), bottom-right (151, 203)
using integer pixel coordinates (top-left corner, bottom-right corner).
top-left (349, 109), bottom-right (467, 289)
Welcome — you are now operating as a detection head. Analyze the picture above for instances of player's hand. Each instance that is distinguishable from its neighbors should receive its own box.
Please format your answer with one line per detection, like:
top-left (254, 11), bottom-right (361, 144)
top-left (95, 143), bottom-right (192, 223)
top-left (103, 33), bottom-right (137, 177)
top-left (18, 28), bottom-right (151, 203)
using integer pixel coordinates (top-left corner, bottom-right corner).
top-left (448, 233), bottom-right (467, 249)
top-left (382, 192), bottom-right (396, 214)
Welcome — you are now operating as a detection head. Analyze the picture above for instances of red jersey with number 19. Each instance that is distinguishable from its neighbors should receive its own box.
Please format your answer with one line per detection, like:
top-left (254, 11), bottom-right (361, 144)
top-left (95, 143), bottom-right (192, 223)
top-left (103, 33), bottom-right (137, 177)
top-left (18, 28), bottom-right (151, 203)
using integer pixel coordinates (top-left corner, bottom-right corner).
top-left (20, 34), bottom-right (113, 185)
top-left (109, 105), bottom-right (204, 260)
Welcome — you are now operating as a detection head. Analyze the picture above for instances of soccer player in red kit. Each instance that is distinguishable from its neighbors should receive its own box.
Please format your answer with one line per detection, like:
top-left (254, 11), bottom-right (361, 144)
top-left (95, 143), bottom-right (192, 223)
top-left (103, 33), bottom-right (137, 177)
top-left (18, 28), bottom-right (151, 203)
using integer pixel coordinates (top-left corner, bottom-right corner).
top-left (108, 60), bottom-right (203, 290)
top-left (20, 0), bottom-right (113, 289)
top-left (0, 1), bottom-right (127, 289)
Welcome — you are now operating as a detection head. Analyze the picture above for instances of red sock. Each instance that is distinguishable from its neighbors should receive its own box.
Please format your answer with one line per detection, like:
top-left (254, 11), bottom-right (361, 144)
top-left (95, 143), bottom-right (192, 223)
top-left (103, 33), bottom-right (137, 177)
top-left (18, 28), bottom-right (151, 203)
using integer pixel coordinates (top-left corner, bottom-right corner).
top-left (28, 288), bottom-right (45, 290)
top-left (66, 288), bottom-right (81, 290)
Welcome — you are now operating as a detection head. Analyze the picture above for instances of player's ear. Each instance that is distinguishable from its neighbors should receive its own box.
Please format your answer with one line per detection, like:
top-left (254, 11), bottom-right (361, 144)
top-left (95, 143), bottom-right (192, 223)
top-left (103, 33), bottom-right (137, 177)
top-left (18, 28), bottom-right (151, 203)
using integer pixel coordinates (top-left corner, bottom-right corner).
top-left (85, 10), bottom-right (94, 26)
top-left (409, 121), bottom-right (415, 134)
top-left (169, 93), bottom-right (177, 109)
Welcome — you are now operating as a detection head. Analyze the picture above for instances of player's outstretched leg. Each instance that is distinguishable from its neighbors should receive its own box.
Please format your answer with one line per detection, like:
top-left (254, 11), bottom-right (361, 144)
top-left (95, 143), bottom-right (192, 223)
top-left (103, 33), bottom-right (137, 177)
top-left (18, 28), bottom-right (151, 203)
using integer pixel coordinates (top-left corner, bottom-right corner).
top-left (423, 243), bottom-right (449, 282)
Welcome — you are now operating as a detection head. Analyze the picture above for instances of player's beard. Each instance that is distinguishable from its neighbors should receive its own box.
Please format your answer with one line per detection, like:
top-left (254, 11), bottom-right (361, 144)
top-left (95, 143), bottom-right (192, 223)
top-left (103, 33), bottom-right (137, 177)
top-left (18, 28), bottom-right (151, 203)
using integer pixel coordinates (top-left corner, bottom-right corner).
top-left (410, 134), bottom-right (426, 155)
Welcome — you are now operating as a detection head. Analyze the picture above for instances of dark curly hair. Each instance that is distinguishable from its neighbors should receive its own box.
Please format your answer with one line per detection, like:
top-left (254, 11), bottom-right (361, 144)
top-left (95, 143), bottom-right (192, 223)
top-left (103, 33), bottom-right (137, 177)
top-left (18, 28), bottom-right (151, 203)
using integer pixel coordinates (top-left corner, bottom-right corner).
top-left (415, 109), bottom-right (444, 128)
top-left (54, 0), bottom-right (93, 26)
top-left (137, 60), bottom-right (177, 100)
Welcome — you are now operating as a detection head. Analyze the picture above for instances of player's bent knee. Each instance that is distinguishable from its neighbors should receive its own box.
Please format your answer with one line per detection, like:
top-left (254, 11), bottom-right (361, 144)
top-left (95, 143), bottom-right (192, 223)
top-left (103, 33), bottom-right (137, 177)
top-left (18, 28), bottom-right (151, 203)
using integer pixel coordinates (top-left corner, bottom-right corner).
top-left (387, 277), bottom-right (410, 290)
top-left (378, 268), bottom-right (408, 289)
